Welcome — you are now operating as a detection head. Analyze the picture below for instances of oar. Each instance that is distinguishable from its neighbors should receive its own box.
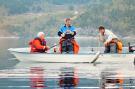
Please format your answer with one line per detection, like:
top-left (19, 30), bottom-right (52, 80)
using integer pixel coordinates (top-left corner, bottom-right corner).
top-left (49, 43), bottom-right (60, 50)
top-left (90, 51), bottom-right (100, 63)
top-left (90, 37), bottom-right (101, 64)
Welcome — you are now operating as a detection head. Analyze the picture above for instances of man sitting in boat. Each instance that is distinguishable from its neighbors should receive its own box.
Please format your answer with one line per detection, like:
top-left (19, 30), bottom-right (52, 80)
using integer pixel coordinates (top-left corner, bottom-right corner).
top-left (58, 18), bottom-right (79, 54)
top-left (98, 26), bottom-right (123, 53)
top-left (29, 32), bottom-right (49, 53)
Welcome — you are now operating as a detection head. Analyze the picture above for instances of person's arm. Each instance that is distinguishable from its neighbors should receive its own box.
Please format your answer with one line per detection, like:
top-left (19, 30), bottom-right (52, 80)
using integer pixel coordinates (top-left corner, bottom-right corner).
top-left (70, 26), bottom-right (76, 36)
top-left (105, 35), bottom-right (113, 43)
top-left (105, 30), bottom-right (117, 43)
top-left (58, 31), bottom-right (63, 37)
top-left (33, 40), bottom-right (45, 50)
top-left (65, 29), bottom-right (76, 39)
top-left (72, 31), bottom-right (76, 36)
top-left (98, 33), bottom-right (105, 42)
top-left (58, 27), bottom-right (65, 37)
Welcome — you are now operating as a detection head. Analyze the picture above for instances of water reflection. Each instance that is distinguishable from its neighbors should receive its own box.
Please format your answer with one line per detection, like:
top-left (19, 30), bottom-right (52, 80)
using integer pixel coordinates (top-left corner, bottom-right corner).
top-left (0, 62), bottom-right (135, 88)
top-left (100, 70), bottom-right (135, 89)
top-left (100, 71), bottom-right (124, 89)
top-left (58, 67), bottom-right (79, 88)
top-left (30, 67), bottom-right (45, 89)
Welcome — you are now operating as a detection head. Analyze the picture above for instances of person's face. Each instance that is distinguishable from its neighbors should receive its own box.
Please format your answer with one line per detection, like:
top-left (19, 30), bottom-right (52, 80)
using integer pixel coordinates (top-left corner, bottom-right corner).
top-left (65, 20), bottom-right (71, 26)
top-left (99, 29), bottom-right (105, 35)
top-left (40, 34), bottom-right (45, 40)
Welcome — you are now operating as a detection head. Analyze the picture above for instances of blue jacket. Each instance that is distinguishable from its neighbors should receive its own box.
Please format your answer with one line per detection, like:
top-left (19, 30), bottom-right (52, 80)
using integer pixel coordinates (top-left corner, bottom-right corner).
top-left (58, 25), bottom-right (76, 39)
top-left (59, 25), bottom-right (75, 33)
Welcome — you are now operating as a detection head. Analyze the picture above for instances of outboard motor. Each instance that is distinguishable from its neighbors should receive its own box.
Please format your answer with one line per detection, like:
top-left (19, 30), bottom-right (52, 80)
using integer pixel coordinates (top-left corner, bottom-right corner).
top-left (128, 42), bottom-right (135, 53)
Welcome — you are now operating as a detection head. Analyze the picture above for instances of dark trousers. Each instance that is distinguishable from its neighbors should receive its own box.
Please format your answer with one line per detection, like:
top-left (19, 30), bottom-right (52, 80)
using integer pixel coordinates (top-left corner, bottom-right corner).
top-left (104, 43), bottom-right (117, 53)
top-left (62, 40), bottom-right (73, 53)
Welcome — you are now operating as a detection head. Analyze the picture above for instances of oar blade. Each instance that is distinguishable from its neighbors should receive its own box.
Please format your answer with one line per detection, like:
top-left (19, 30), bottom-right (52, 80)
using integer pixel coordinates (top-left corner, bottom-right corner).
top-left (90, 51), bottom-right (100, 63)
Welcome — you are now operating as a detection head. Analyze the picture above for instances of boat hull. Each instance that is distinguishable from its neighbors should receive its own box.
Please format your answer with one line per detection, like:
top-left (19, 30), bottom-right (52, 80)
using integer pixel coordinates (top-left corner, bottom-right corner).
top-left (8, 48), bottom-right (135, 63)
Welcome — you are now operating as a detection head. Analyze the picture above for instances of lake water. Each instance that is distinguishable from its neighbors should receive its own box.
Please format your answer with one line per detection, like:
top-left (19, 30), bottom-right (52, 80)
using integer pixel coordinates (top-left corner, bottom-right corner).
top-left (0, 37), bottom-right (135, 89)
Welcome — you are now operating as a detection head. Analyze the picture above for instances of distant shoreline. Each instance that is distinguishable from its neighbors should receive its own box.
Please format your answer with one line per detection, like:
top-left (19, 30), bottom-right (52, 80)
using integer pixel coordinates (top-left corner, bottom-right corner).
top-left (0, 36), bottom-right (20, 39)
top-left (0, 36), bottom-right (134, 40)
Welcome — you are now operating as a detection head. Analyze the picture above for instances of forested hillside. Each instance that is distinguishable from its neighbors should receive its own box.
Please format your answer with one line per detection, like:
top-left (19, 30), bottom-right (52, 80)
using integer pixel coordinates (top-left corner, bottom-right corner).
top-left (0, 0), bottom-right (134, 38)
top-left (76, 0), bottom-right (135, 37)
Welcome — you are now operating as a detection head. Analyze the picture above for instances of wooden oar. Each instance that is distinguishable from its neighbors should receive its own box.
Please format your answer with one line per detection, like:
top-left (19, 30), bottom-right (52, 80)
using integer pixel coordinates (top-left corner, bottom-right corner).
top-left (90, 51), bottom-right (100, 63)
top-left (49, 43), bottom-right (59, 50)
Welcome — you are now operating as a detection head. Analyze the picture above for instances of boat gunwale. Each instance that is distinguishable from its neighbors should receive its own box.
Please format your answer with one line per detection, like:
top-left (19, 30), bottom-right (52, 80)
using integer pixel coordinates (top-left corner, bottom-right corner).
top-left (8, 49), bottom-right (134, 55)
top-left (8, 47), bottom-right (135, 56)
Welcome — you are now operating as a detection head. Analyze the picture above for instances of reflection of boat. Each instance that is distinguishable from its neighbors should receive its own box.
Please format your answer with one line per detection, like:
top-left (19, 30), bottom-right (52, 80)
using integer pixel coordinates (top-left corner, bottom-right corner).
top-left (8, 48), bottom-right (134, 63)
top-left (0, 62), bottom-right (135, 88)
top-left (14, 61), bottom-right (135, 79)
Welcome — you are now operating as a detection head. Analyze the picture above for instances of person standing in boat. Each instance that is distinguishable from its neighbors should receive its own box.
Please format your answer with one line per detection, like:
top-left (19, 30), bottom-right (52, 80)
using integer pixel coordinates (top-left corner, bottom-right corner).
top-left (58, 18), bottom-right (79, 54)
top-left (98, 26), bottom-right (123, 53)
top-left (29, 32), bottom-right (49, 53)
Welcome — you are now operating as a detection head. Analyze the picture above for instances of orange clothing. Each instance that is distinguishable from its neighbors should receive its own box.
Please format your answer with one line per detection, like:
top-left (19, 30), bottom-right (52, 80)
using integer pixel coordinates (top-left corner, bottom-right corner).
top-left (117, 40), bottom-right (123, 53)
top-left (59, 38), bottom-right (79, 54)
top-left (110, 39), bottom-right (123, 53)
top-left (71, 40), bottom-right (80, 54)
top-left (29, 38), bottom-right (47, 53)
top-left (30, 67), bottom-right (45, 88)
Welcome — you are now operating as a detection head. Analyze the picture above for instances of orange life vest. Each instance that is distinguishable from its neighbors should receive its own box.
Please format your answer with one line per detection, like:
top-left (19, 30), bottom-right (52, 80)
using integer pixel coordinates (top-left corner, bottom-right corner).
top-left (117, 40), bottom-right (123, 53)
top-left (29, 37), bottom-right (47, 53)
top-left (110, 39), bottom-right (123, 53)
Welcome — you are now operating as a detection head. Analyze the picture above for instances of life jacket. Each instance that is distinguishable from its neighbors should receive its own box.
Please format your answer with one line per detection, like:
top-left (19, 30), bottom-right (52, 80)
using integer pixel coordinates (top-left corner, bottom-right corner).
top-left (59, 38), bottom-right (79, 54)
top-left (110, 39), bottom-right (123, 53)
top-left (117, 40), bottom-right (123, 53)
top-left (29, 37), bottom-right (46, 53)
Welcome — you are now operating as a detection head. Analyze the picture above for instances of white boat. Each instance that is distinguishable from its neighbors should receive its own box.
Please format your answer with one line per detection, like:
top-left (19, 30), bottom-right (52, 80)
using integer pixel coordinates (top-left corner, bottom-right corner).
top-left (8, 48), bottom-right (135, 63)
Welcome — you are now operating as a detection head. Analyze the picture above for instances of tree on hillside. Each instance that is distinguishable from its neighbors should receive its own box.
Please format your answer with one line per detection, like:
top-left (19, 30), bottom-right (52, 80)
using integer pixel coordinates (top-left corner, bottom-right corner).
top-left (75, 0), bottom-right (135, 37)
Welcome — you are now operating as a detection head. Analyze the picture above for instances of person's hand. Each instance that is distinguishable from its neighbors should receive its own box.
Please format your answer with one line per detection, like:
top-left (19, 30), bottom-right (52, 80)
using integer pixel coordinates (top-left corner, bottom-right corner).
top-left (104, 42), bottom-right (108, 47)
top-left (66, 30), bottom-right (74, 35)
top-left (70, 31), bottom-right (74, 35)
top-left (45, 46), bottom-right (50, 50)
top-left (43, 46), bottom-right (46, 49)
top-left (61, 33), bottom-right (65, 37)
top-left (66, 30), bottom-right (71, 33)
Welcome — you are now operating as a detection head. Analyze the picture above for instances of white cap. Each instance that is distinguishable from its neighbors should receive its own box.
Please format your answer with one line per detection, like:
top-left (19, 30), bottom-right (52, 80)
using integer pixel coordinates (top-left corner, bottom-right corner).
top-left (37, 32), bottom-right (45, 37)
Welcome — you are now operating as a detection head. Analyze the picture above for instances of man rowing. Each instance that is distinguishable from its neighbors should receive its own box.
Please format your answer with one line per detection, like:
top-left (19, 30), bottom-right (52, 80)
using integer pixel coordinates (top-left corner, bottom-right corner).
top-left (29, 32), bottom-right (49, 53)
top-left (58, 18), bottom-right (79, 54)
top-left (98, 26), bottom-right (123, 53)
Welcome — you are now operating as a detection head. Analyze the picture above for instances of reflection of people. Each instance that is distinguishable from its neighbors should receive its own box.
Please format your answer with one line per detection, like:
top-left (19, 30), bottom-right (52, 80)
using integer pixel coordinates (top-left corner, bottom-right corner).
top-left (30, 67), bottom-right (45, 89)
top-left (101, 71), bottom-right (123, 89)
top-left (58, 18), bottom-right (79, 54)
top-left (98, 26), bottom-right (123, 53)
top-left (59, 67), bottom-right (79, 88)
top-left (29, 32), bottom-right (49, 53)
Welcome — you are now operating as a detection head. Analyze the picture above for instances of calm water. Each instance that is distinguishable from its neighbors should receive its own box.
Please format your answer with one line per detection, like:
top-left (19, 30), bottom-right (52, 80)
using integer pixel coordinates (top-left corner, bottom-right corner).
top-left (0, 37), bottom-right (135, 89)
